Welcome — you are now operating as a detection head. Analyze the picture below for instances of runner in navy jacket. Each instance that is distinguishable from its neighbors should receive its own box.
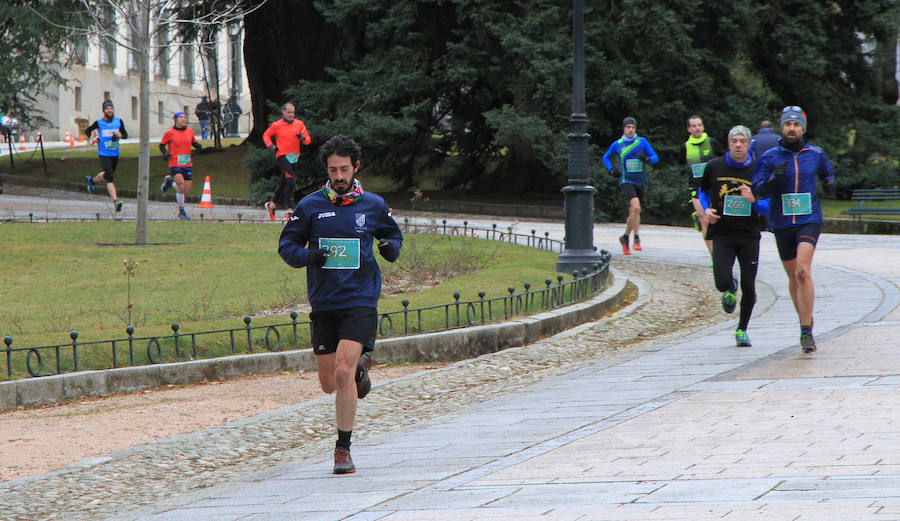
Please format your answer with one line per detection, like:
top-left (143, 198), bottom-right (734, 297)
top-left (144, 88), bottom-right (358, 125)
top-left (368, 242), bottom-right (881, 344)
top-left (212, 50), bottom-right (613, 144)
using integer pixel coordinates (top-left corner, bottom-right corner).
top-left (751, 106), bottom-right (836, 354)
top-left (278, 134), bottom-right (402, 475)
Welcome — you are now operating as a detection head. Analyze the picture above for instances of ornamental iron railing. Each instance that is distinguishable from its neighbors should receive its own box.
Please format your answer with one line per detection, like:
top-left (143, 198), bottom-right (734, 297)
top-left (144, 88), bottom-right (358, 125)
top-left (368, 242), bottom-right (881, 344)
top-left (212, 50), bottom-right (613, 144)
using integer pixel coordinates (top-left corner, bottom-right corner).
top-left (2, 221), bottom-right (610, 379)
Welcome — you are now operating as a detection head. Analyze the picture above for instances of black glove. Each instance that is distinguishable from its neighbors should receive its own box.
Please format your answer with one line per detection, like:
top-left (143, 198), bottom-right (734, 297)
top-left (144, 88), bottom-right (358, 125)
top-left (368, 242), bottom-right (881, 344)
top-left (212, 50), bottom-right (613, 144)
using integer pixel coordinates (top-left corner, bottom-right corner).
top-left (296, 134), bottom-right (305, 142)
top-left (377, 239), bottom-right (396, 260)
top-left (774, 162), bottom-right (787, 179)
top-left (162, 152), bottom-right (170, 161)
top-left (308, 247), bottom-right (328, 268)
top-left (268, 145), bottom-right (277, 153)
top-left (638, 152), bottom-right (650, 164)
top-left (193, 142), bottom-right (203, 150)
top-left (609, 165), bottom-right (620, 178)
top-left (824, 179), bottom-right (837, 196)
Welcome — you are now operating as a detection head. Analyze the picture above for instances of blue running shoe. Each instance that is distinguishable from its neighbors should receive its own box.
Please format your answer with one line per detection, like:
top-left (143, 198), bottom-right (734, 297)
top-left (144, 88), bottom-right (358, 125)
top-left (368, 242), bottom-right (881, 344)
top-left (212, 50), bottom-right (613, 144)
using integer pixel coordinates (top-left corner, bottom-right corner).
top-left (735, 329), bottom-right (751, 347)
top-left (86, 176), bottom-right (95, 193)
top-left (721, 276), bottom-right (737, 314)
top-left (178, 208), bottom-right (191, 220)
top-left (161, 175), bottom-right (173, 193)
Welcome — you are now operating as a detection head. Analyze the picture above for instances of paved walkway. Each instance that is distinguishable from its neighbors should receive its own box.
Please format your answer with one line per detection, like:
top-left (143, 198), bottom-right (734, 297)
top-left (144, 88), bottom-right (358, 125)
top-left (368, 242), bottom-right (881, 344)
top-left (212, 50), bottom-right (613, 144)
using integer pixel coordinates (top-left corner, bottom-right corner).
top-left (5, 190), bottom-right (900, 520)
top-left (113, 219), bottom-right (900, 520)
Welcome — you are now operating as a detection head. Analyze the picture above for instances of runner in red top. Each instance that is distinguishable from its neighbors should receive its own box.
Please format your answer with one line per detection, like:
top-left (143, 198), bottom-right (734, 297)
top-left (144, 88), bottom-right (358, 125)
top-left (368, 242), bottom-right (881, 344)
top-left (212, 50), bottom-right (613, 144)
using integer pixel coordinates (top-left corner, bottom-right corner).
top-left (262, 102), bottom-right (312, 219)
top-left (159, 112), bottom-right (202, 220)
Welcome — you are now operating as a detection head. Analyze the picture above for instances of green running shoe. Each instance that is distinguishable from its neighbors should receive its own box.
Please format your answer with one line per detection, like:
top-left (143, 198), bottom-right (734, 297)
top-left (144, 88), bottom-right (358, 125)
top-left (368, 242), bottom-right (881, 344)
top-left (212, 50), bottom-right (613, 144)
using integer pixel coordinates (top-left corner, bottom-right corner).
top-left (735, 329), bottom-right (751, 347)
top-left (691, 211), bottom-right (702, 232)
top-left (721, 276), bottom-right (738, 314)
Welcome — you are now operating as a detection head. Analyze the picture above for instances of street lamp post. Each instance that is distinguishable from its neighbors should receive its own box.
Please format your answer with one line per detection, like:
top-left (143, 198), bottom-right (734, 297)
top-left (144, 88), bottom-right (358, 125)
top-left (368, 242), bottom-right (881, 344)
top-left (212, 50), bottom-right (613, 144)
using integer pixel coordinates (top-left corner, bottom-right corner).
top-left (556, 0), bottom-right (605, 274)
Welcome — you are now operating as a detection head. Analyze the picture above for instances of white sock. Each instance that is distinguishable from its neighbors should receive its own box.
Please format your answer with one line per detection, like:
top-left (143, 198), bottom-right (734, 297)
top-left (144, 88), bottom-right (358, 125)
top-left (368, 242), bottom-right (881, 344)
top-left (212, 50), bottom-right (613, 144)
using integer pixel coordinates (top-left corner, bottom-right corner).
top-left (176, 192), bottom-right (185, 208)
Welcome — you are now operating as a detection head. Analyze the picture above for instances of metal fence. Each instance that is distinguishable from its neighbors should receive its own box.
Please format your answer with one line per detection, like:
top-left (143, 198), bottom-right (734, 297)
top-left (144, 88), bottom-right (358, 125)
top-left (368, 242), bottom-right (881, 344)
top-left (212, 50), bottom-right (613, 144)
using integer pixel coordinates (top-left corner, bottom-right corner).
top-left (2, 221), bottom-right (611, 379)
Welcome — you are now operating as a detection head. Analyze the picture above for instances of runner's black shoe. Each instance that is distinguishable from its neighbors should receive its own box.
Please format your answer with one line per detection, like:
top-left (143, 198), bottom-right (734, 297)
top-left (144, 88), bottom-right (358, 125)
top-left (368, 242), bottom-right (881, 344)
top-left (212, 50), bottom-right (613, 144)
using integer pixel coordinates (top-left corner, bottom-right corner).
top-left (333, 446), bottom-right (355, 474)
top-left (356, 352), bottom-right (373, 399)
top-left (161, 175), bottom-right (173, 193)
top-left (114, 199), bottom-right (123, 212)
top-left (801, 332), bottom-right (817, 353)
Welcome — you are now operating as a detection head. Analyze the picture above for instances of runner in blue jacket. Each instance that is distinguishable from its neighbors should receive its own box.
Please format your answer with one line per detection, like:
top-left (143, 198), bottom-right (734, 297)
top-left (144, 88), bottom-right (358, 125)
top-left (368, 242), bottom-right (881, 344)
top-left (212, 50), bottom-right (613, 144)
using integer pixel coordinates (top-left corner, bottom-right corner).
top-left (752, 106), bottom-right (836, 353)
top-left (602, 116), bottom-right (659, 255)
top-left (278, 135), bottom-right (402, 475)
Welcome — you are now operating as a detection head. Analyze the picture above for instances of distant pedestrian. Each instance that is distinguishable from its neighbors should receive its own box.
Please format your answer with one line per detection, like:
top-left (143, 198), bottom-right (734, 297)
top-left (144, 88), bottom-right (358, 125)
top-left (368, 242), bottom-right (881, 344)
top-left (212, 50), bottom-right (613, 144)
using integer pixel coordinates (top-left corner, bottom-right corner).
top-left (278, 134), bottom-right (403, 475)
top-left (159, 112), bottom-right (203, 220)
top-left (752, 106), bottom-right (836, 353)
top-left (750, 120), bottom-right (779, 162)
top-left (602, 116), bottom-right (659, 255)
top-left (224, 95), bottom-right (243, 137)
top-left (678, 115), bottom-right (724, 262)
top-left (698, 125), bottom-right (769, 347)
top-left (263, 103), bottom-right (312, 220)
top-left (85, 100), bottom-right (127, 212)
top-left (195, 96), bottom-right (211, 140)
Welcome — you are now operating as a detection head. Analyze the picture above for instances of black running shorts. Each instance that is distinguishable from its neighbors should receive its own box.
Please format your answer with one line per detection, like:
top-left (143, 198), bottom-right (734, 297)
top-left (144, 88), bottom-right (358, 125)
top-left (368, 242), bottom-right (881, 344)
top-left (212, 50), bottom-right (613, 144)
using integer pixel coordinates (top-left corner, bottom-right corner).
top-left (774, 222), bottom-right (821, 261)
top-left (619, 182), bottom-right (644, 203)
top-left (310, 306), bottom-right (377, 355)
top-left (99, 156), bottom-right (118, 182)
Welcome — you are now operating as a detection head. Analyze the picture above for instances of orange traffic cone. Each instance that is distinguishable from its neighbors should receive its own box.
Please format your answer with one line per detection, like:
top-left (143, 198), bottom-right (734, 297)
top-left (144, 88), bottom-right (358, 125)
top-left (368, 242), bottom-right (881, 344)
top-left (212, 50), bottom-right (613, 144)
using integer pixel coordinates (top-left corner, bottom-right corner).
top-left (18, 135), bottom-right (26, 151)
top-left (77, 135), bottom-right (84, 144)
top-left (69, 129), bottom-right (76, 147)
top-left (64, 130), bottom-right (71, 143)
top-left (197, 176), bottom-right (214, 208)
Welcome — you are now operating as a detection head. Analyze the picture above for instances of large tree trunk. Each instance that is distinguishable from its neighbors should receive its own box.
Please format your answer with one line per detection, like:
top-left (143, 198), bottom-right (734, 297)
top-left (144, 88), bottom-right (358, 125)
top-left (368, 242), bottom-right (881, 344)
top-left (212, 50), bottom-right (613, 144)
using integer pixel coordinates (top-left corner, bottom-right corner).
top-left (242, 0), bottom-right (338, 145)
top-left (135, 0), bottom-right (151, 244)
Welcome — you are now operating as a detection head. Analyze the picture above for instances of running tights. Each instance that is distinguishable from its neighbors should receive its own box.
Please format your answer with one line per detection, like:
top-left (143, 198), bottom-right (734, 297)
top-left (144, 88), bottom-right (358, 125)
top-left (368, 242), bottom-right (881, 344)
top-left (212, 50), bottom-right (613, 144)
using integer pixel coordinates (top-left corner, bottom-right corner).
top-left (712, 236), bottom-right (760, 331)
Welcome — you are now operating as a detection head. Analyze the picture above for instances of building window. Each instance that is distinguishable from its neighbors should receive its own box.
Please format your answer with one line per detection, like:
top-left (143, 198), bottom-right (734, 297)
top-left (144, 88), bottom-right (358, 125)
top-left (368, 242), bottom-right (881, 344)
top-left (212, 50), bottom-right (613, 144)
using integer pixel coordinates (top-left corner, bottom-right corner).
top-left (158, 101), bottom-right (165, 124)
top-left (128, 21), bottom-right (139, 74)
top-left (75, 87), bottom-right (82, 112)
top-left (99, 6), bottom-right (117, 68)
top-left (155, 25), bottom-right (169, 79)
top-left (228, 24), bottom-right (242, 95)
top-left (104, 91), bottom-right (111, 102)
top-left (72, 42), bottom-right (87, 65)
top-left (132, 97), bottom-right (138, 120)
top-left (203, 32), bottom-right (219, 91)
top-left (181, 44), bottom-right (194, 84)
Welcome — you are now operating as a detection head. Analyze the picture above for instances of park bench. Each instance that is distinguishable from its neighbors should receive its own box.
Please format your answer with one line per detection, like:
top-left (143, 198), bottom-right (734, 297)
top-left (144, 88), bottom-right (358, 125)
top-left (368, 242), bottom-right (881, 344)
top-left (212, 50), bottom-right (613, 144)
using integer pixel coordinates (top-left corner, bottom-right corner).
top-left (841, 188), bottom-right (900, 232)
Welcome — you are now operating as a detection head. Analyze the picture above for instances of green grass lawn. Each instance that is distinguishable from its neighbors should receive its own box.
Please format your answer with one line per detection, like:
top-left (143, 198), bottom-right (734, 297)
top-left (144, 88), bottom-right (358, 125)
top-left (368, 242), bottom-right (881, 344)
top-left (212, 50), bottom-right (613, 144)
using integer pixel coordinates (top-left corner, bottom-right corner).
top-left (0, 222), bottom-right (566, 378)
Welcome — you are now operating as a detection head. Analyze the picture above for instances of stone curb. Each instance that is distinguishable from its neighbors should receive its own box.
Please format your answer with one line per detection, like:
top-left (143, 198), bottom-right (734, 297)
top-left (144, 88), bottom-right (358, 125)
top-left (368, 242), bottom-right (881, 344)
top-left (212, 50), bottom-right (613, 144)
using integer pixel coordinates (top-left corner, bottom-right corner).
top-left (0, 273), bottom-right (627, 411)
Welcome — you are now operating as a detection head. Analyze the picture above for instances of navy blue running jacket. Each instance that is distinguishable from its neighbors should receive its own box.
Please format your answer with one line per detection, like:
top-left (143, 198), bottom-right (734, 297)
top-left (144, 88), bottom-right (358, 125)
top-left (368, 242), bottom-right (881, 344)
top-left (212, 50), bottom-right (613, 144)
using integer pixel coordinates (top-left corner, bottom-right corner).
top-left (278, 190), bottom-right (403, 312)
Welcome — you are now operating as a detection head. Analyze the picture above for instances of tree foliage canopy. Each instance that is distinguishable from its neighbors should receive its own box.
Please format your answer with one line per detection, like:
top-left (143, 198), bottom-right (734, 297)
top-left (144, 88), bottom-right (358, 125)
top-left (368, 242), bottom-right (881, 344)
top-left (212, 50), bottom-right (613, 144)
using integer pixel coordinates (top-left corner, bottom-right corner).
top-left (249, 0), bottom-right (900, 219)
top-left (0, 1), bottom-right (86, 126)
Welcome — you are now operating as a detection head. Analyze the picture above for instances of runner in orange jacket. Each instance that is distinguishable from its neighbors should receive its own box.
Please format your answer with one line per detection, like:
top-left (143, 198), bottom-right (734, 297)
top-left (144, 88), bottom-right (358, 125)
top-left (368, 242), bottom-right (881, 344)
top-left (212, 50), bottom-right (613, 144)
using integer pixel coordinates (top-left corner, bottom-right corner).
top-left (263, 102), bottom-right (311, 219)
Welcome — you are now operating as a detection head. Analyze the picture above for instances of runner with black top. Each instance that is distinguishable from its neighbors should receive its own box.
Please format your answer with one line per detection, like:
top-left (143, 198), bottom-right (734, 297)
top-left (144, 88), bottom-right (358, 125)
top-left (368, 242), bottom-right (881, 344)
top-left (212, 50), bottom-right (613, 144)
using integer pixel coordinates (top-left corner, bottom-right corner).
top-left (699, 125), bottom-right (769, 347)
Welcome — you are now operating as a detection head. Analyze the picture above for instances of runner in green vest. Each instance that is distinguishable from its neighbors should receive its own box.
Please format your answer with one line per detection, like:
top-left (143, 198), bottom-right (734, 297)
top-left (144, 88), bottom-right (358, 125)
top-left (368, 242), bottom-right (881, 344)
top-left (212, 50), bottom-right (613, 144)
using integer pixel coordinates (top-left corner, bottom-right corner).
top-left (678, 115), bottom-right (724, 263)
